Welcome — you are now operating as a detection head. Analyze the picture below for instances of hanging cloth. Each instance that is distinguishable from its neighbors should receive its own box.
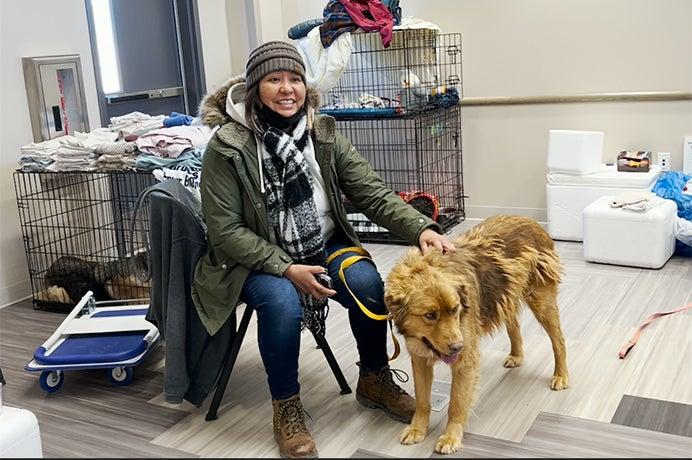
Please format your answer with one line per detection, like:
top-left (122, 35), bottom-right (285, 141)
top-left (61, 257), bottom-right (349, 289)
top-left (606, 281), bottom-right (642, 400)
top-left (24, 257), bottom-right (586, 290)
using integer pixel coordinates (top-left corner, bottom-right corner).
top-left (338, 0), bottom-right (394, 48)
top-left (320, 0), bottom-right (394, 48)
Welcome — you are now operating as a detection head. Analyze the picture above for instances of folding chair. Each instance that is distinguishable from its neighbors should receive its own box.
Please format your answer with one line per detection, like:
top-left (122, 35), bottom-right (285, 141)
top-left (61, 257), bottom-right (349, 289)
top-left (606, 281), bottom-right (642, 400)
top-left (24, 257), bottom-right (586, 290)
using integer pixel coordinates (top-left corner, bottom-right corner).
top-left (205, 304), bottom-right (352, 421)
top-left (132, 179), bottom-right (351, 418)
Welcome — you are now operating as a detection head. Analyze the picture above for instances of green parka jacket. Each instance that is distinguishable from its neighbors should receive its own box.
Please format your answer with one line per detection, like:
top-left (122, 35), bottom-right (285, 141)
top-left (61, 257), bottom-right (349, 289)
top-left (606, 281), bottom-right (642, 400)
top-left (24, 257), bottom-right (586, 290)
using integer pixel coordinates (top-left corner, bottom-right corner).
top-left (192, 76), bottom-right (440, 335)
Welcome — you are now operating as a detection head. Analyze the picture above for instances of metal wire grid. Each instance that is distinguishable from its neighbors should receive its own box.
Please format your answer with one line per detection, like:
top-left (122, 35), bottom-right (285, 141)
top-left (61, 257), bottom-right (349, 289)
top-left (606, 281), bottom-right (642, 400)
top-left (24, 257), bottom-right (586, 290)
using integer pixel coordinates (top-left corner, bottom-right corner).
top-left (13, 171), bottom-right (156, 311)
top-left (336, 105), bottom-right (464, 244)
top-left (323, 29), bottom-right (462, 116)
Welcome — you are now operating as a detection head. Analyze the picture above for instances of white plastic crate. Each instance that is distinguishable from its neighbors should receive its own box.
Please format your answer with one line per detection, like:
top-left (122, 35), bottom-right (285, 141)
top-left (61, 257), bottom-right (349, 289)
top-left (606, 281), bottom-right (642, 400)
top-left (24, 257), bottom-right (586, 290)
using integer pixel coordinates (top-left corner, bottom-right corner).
top-left (582, 195), bottom-right (676, 268)
top-left (547, 129), bottom-right (604, 174)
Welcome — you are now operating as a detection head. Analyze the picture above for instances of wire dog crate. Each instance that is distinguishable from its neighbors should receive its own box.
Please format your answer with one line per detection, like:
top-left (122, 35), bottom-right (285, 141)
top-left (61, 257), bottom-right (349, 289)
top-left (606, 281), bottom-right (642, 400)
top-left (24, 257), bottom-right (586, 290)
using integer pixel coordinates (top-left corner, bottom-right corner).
top-left (338, 105), bottom-right (464, 244)
top-left (321, 29), bottom-right (462, 117)
top-left (13, 171), bottom-right (156, 312)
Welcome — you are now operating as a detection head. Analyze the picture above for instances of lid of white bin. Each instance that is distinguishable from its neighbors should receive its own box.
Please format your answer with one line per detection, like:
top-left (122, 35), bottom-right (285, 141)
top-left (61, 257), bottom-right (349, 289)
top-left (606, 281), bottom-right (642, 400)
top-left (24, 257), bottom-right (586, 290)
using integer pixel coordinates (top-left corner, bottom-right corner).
top-left (548, 164), bottom-right (662, 188)
top-left (584, 195), bottom-right (677, 222)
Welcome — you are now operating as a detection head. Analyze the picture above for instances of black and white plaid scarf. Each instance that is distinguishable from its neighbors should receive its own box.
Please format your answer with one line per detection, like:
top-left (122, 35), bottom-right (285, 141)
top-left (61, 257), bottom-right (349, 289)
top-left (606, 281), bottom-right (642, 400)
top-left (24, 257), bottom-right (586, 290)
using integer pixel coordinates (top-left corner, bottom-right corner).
top-left (261, 115), bottom-right (328, 334)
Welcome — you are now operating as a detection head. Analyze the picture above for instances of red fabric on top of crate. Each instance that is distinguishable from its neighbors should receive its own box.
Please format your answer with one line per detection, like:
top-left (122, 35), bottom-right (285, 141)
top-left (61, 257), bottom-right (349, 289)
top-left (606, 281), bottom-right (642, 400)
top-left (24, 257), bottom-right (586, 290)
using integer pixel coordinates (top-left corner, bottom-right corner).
top-left (321, 0), bottom-right (394, 48)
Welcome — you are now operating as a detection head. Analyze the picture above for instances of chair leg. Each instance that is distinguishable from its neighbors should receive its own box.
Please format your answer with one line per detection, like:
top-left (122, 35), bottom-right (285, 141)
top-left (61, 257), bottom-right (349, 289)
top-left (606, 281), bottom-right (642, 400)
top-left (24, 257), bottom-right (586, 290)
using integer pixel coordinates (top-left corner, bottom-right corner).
top-left (311, 329), bottom-right (352, 395)
top-left (205, 305), bottom-right (254, 421)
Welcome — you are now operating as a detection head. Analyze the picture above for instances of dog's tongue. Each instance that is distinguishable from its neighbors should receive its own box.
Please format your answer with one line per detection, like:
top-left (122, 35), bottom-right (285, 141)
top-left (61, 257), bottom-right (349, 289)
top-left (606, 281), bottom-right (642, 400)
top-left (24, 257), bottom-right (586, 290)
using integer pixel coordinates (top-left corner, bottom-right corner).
top-left (440, 353), bottom-right (459, 365)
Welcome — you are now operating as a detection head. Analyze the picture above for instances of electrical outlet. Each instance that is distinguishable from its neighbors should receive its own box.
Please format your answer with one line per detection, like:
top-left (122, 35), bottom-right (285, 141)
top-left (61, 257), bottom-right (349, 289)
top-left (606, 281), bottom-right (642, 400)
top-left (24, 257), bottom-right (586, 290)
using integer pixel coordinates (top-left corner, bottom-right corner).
top-left (657, 152), bottom-right (671, 172)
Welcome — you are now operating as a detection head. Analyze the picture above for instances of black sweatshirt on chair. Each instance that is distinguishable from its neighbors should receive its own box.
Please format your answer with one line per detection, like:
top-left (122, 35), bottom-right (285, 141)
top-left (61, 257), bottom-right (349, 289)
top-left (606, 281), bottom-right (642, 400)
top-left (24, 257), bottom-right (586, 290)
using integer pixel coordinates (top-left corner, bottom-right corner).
top-left (139, 180), bottom-right (234, 406)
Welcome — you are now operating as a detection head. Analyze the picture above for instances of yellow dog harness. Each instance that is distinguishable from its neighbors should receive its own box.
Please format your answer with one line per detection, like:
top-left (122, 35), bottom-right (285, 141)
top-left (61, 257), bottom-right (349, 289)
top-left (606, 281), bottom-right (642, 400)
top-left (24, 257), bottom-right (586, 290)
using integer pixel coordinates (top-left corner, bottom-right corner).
top-left (325, 246), bottom-right (400, 361)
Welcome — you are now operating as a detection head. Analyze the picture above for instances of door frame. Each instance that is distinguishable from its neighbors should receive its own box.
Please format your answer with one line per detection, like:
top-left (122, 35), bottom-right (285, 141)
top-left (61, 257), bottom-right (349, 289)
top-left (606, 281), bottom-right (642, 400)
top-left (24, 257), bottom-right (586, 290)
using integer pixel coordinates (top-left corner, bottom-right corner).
top-left (85, 0), bottom-right (207, 128)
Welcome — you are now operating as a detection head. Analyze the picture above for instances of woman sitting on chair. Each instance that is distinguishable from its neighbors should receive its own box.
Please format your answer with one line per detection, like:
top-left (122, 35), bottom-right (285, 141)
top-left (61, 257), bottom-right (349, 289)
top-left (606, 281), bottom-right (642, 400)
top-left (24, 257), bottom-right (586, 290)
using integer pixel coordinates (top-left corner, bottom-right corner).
top-left (194, 41), bottom-right (454, 458)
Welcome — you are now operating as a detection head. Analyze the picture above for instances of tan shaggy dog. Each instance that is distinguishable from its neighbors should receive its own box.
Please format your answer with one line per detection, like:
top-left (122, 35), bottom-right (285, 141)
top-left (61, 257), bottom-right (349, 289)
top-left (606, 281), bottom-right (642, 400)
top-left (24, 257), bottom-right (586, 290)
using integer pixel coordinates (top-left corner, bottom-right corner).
top-left (384, 216), bottom-right (569, 454)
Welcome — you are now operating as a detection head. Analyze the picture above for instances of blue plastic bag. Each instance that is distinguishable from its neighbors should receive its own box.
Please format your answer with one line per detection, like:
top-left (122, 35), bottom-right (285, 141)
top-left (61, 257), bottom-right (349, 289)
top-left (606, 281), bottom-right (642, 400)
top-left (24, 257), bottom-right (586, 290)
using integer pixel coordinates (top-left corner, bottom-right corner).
top-left (651, 171), bottom-right (692, 220)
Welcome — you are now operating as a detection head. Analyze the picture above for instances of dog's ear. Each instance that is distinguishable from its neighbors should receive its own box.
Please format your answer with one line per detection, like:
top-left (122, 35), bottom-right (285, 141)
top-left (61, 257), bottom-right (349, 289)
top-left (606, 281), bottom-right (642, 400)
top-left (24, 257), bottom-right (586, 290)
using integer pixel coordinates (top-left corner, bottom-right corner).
top-left (384, 290), bottom-right (410, 334)
top-left (385, 248), bottom-right (433, 323)
top-left (443, 271), bottom-right (472, 310)
top-left (384, 289), bottom-right (406, 317)
top-left (457, 283), bottom-right (470, 310)
top-left (383, 269), bottom-right (413, 329)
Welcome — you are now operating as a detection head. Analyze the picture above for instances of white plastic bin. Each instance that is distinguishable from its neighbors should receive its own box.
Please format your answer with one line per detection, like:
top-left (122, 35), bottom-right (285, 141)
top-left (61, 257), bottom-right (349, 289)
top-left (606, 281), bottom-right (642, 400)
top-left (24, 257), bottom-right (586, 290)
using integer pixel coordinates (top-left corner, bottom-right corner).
top-left (0, 406), bottom-right (43, 458)
top-left (547, 129), bottom-right (604, 174)
top-left (582, 195), bottom-right (676, 269)
top-left (547, 164), bottom-right (662, 241)
top-left (0, 368), bottom-right (43, 458)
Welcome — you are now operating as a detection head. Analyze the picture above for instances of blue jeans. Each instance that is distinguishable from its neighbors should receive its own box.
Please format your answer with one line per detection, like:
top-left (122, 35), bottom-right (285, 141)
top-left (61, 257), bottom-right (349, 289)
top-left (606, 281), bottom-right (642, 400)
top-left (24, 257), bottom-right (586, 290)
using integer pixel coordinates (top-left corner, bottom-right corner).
top-left (239, 235), bottom-right (389, 400)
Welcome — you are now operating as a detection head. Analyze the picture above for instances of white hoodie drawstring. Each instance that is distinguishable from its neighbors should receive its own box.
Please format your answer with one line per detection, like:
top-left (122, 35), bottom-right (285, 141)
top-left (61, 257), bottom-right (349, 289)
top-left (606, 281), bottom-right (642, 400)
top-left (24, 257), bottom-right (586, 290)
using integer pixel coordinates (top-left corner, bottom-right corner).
top-left (257, 140), bottom-right (265, 193)
top-left (225, 82), bottom-right (265, 193)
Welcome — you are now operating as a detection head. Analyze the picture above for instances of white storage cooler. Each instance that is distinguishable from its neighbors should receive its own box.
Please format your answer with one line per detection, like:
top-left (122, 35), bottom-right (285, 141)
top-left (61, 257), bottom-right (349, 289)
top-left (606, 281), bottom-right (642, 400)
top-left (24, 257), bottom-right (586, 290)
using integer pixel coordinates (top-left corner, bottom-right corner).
top-left (582, 195), bottom-right (676, 269)
top-left (547, 164), bottom-right (662, 241)
top-left (547, 129), bottom-right (604, 174)
top-left (0, 370), bottom-right (43, 458)
top-left (0, 406), bottom-right (43, 458)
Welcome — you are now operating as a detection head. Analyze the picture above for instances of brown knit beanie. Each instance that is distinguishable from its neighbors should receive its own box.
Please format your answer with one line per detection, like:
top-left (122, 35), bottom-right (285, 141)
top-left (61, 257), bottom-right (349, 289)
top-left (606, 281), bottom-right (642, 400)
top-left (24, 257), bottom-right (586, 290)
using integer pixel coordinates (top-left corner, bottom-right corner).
top-left (245, 41), bottom-right (306, 89)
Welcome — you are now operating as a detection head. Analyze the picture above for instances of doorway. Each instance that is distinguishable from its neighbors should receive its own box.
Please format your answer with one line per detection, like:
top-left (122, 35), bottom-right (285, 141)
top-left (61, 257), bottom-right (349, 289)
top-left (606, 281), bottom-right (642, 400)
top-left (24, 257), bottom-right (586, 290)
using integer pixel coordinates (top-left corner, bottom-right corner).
top-left (85, 0), bottom-right (206, 127)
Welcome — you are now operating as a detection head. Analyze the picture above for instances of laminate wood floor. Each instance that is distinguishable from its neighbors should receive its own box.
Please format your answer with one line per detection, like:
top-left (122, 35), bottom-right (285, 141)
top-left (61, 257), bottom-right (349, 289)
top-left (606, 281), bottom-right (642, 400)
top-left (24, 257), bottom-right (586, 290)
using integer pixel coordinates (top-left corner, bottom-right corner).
top-left (1, 220), bottom-right (690, 458)
top-left (429, 412), bottom-right (692, 458)
top-left (611, 395), bottom-right (692, 438)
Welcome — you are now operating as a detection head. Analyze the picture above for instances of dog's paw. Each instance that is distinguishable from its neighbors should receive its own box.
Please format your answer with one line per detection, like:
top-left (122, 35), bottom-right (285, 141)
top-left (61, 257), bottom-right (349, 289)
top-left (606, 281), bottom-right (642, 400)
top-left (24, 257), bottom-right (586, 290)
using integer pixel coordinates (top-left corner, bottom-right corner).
top-left (400, 425), bottom-right (427, 445)
top-left (434, 433), bottom-right (463, 454)
top-left (503, 354), bottom-right (523, 368)
top-left (550, 374), bottom-right (569, 390)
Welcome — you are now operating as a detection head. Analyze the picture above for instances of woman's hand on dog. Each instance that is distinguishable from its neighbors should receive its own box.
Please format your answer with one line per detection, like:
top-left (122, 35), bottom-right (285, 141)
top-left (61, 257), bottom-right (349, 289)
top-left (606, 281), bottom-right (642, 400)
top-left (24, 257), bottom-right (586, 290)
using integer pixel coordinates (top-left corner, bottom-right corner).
top-left (284, 264), bottom-right (337, 300)
top-left (419, 229), bottom-right (456, 255)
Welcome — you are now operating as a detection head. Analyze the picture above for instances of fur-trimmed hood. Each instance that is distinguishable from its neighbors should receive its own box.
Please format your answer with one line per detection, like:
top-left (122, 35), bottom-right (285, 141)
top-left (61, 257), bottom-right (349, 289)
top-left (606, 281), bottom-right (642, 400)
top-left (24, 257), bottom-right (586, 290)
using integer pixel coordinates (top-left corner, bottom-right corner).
top-left (197, 74), bottom-right (244, 128)
top-left (197, 74), bottom-right (321, 128)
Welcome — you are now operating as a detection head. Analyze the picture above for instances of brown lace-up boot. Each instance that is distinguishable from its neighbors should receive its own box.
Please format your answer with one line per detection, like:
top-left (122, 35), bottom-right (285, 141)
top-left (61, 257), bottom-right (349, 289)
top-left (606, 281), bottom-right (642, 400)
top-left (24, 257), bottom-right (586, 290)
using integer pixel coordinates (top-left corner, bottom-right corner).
top-left (356, 363), bottom-right (416, 424)
top-left (272, 394), bottom-right (318, 458)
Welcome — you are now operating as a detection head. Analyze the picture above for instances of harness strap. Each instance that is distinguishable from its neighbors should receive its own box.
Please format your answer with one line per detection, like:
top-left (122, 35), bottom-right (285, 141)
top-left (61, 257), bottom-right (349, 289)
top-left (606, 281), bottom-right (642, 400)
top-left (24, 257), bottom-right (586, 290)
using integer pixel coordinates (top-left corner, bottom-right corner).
top-left (618, 302), bottom-right (692, 359)
top-left (326, 246), bottom-right (400, 361)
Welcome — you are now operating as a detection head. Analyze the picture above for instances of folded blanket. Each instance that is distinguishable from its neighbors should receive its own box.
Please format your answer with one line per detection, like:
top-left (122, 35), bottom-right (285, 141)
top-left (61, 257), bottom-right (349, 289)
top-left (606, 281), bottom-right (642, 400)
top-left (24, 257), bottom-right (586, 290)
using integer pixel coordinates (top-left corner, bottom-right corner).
top-left (135, 125), bottom-right (213, 158)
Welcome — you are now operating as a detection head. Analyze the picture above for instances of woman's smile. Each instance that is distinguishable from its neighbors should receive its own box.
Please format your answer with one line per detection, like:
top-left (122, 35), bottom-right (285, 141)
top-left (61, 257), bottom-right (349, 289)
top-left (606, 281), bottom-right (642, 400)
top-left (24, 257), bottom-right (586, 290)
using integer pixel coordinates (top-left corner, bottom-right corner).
top-left (259, 70), bottom-right (306, 117)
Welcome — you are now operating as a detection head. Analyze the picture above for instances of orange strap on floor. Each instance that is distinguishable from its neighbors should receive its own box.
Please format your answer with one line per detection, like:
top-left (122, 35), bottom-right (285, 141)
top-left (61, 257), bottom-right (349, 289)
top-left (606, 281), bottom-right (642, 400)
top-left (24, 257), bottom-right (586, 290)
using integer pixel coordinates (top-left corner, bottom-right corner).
top-left (618, 302), bottom-right (692, 359)
top-left (326, 246), bottom-right (400, 361)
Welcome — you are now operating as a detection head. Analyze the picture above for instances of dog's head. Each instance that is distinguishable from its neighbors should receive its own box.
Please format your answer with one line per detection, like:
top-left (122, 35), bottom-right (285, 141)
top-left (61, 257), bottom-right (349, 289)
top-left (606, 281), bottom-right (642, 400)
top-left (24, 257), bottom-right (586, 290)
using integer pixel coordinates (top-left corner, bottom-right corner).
top-left (385, 248), bottom-right (475, 365)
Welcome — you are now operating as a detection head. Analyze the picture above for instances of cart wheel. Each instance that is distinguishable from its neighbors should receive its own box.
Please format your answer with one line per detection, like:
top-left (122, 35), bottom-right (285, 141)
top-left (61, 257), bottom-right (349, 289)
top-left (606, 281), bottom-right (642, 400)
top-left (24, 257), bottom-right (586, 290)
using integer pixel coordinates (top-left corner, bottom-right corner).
top-left (39, 370), bottom-right (64, 393)
top-left (107, 366), bottom-right (134, 386)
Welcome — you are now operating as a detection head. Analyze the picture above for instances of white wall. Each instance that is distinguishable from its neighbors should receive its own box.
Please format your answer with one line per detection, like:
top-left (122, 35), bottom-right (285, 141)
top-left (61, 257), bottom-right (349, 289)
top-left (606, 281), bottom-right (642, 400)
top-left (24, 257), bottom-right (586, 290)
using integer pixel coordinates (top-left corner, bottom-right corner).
top-left (222, 0), bottom-right (287, 77)
top-left (197, 0), bottom-right (233, 91)
top-left (280, 0), bottom-right (692, 219)
top-left (226, 0), bottom-right (253, 76)
top-left (251, 0), bottom-right (285, 44)
top-left (0, 0), bottom-right (102, 308)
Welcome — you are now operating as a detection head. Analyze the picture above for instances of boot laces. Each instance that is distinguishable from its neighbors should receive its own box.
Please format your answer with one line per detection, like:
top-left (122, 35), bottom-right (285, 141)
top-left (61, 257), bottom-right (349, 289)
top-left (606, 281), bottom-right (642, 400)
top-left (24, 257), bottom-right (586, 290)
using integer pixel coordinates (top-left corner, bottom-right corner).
top-left (376, 367), bottom-right (409, 396)
top-left (276, 397), bottom-right (310, 440)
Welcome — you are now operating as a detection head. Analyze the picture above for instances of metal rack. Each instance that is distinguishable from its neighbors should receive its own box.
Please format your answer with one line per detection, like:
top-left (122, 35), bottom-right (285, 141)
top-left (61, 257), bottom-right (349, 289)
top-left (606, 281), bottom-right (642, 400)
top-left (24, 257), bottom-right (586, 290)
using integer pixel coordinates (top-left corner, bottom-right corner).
top-left (13, 171), bottom-right (156, 311)
top-left (321, 29), bottom-right (462, 117)
top-left (337, 106), bottom-right (464, 243)
top-left (324, 29), bottom-right (465, 243)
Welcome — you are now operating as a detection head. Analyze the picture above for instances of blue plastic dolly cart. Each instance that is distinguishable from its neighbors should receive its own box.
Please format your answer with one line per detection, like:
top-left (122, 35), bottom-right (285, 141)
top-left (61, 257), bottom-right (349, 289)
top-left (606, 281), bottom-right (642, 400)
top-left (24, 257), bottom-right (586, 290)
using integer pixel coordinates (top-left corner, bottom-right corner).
top-left (25, 291), bottom-right (160, 393)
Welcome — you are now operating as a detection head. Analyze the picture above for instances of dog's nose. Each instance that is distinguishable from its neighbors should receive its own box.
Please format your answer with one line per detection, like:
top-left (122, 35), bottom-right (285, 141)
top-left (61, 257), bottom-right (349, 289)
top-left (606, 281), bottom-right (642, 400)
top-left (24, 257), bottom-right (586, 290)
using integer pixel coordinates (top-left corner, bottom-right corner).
top-left (448, 341), bottom-right (464, 354)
